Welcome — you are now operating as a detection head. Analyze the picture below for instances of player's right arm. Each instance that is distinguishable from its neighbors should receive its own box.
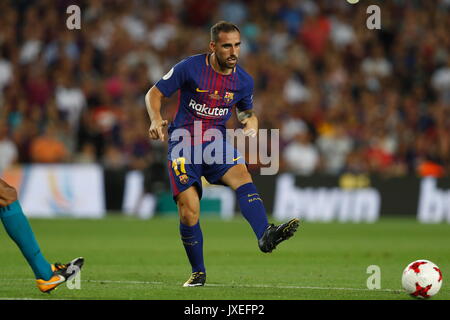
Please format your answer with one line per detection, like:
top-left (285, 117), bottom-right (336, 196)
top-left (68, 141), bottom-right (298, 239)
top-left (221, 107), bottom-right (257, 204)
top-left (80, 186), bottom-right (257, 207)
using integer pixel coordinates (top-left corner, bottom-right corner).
top-left (145, 86), bottom-right (168, 141)
top-left (145, 59), bottom-right (189, 141)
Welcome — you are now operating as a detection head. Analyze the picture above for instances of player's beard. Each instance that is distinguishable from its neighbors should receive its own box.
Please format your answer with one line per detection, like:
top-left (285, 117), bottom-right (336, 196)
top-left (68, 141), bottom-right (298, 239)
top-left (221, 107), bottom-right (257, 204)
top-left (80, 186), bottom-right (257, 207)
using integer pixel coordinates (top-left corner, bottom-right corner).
top-left (217, 54), bottom-right (237, 70)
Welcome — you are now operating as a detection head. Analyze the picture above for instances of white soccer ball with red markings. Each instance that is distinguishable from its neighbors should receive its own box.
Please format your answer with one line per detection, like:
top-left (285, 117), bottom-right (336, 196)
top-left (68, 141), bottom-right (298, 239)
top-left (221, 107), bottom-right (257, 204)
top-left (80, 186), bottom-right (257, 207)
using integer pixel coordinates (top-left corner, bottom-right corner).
top-left (402, 260), bottom-right (443, 298)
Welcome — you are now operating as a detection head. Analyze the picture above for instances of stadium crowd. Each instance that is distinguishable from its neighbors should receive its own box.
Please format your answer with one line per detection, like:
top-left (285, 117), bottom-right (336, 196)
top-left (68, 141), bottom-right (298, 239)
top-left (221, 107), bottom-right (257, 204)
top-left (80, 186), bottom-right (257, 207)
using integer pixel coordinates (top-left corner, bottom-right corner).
top-left (1, 0), bottom-right (449, 177)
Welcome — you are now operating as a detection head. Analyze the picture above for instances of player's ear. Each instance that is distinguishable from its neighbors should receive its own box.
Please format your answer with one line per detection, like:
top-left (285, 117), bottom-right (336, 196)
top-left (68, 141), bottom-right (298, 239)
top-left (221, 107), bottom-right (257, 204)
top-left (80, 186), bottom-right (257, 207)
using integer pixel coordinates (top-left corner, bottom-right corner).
top-left (209, 41), bottom-right (216, 52)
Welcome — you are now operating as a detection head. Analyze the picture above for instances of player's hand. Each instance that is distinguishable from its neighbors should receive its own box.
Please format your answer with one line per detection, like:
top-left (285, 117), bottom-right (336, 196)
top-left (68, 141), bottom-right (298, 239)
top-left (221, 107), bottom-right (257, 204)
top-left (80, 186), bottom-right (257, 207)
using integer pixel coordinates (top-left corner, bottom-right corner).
top-left (241, 115), bottom-right (258, 138)
top-left (0, 179), bottom-right (17, 206)
top-left (149, 119), bottom-right (168, 141)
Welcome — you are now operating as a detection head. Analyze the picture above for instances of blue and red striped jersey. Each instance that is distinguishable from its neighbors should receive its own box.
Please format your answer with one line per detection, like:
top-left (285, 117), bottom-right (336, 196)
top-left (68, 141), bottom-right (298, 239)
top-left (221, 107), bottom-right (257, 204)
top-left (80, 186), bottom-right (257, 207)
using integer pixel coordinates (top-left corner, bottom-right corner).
top-left (155, 53), bottom-right (254, 140)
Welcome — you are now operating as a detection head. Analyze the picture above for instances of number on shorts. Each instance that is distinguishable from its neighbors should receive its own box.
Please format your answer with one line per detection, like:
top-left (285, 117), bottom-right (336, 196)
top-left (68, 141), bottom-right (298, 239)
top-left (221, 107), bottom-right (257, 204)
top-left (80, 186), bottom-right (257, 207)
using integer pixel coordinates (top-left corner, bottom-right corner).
top-left (172, 157), bottom-right (186, 176)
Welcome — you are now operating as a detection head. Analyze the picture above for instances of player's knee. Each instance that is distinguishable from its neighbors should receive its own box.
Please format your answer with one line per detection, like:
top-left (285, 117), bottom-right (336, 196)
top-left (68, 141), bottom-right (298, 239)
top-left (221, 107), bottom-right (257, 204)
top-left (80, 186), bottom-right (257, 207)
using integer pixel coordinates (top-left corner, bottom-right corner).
top-left (177, 200), bottom-right (199, 226)
top-left (224, 165), bottom-right (253, 190)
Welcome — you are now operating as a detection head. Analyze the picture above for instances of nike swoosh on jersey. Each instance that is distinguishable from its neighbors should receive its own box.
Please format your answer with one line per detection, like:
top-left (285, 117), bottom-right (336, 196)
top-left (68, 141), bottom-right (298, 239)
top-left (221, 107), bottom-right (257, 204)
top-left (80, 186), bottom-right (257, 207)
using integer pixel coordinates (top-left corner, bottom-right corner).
top-left (196, 88), bottom-right (209, 92)
top-left (233, 156), bottom-right (241, 161)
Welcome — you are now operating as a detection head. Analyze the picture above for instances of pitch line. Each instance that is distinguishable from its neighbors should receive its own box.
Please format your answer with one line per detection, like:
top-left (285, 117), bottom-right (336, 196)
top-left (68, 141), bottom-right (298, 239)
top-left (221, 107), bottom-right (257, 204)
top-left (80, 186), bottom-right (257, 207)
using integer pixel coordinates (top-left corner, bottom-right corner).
top-left (1, 278), bottom-right (400, 293)
top-left (206, 283), bottom-right (399, 292)
top-left (0, 297), bottom-right (67, 300)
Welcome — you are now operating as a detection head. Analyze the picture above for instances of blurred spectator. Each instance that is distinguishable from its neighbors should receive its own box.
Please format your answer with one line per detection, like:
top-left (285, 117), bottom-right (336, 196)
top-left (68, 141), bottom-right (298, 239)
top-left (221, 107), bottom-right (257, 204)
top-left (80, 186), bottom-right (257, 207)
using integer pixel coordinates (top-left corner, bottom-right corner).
top-left (283, 73), bottom-right (311, 104)
top-left (0, 122), bottom-right (18, 173)
top-left (76, 109), bottom-right (104, 161)
top-left (102, 143), bottom-right (127, 169)
top-left (25, 65), bottom-right (53, 107)
top-left (344, 148), bottom-right (369, 174)
top-left (0, 0), bottom-right (449, 177)
top-left (317, 124), bottom-right (353, 175)
top-left (74, 142), bottom-right (97, 164)
top-left (299, 11), bottom-right (331, 60)
top-left (283, 128), bottom-right (319, 175)
top-left (29, 123), bottom-right (69, 163)
top-left (55, 73), bottom-right (87, 130)
top-left (417, 157), bottom-right (445, 178)
top-left (219, 1), bottom-right (248, 25)
top-left (431, 57), bottom-right (450, 105)
top-left (329, 11), bottom-right (355, 50)
top-left (0, 50), bottom-right (13, 94)
top-left (361, 45), bottom-right (393, 79)
top-left (281, 118), bottom-right (308, 145)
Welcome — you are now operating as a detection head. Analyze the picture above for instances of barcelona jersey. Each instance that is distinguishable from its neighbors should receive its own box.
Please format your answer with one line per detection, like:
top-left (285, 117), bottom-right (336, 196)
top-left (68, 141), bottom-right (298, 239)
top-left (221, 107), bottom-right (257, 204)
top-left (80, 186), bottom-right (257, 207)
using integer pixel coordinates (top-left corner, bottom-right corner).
top-left (155, 53), bottom-right (254, 139)
top-left (155, 53), bottom-right (252, 199)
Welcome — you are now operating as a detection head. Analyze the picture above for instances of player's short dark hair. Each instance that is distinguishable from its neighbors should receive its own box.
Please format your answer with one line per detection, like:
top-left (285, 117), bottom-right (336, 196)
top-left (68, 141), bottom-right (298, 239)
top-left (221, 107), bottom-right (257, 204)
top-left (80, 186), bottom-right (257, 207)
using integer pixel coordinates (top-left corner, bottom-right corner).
top-left (210, 21), bottom-right (240, 42)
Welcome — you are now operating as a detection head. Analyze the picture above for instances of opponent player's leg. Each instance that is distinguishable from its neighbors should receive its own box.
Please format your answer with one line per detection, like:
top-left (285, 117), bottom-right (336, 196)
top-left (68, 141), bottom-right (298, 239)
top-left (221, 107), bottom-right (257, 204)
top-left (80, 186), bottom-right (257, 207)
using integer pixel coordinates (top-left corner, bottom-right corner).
top-left (0, 179), bottom-right (53, 280)
top-left (0, 178), bottom-right (83, 292)
top-left (176, 186), bottom-right (206, 287)
top-left (220, 164), bottom-right (300, 253)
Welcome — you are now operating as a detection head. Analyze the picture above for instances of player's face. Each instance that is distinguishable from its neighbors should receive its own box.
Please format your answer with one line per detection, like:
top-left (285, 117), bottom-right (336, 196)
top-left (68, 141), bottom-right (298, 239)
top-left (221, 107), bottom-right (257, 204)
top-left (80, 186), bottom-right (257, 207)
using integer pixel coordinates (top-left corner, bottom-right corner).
top-left (211, 31), bottom-right (241, 70)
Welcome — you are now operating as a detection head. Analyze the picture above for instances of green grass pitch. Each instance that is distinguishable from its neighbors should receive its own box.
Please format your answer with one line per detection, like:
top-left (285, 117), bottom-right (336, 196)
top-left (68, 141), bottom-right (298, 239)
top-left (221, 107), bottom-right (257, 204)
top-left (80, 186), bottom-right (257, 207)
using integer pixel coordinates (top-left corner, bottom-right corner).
top-left (0, 216), bottom-right (449, 300)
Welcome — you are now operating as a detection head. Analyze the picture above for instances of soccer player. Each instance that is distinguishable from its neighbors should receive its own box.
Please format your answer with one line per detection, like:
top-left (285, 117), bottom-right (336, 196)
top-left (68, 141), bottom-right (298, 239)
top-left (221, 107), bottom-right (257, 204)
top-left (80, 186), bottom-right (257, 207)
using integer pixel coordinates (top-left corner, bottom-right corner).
top-left (0, 178), bottom-right (84, 293)
top-left (145, 21), bottom-right (299, 287)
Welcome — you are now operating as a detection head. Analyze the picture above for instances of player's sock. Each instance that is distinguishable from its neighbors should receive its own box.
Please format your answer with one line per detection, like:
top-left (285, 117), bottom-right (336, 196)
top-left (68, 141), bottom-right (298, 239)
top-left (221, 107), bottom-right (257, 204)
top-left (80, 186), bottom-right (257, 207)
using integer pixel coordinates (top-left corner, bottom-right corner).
top-left (0, 200), bottom-right (53, 281)
top-left (236, 182), bottom-right (269, 240)
top-left (180, 221), bottom-right (205, 274)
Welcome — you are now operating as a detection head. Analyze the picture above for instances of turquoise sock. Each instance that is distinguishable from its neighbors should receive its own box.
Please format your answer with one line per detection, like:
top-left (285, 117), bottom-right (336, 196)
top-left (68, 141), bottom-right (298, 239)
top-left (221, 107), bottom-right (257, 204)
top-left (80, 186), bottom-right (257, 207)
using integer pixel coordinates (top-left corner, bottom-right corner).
top-left (0, 201), bottom-right (53, 280)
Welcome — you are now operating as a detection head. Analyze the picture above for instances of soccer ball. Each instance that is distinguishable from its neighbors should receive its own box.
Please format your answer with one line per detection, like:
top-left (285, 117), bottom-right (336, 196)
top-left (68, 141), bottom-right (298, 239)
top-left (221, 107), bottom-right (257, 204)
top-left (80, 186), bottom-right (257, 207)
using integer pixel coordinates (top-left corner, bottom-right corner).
top-left (402, 260), bottom-right (443, 298)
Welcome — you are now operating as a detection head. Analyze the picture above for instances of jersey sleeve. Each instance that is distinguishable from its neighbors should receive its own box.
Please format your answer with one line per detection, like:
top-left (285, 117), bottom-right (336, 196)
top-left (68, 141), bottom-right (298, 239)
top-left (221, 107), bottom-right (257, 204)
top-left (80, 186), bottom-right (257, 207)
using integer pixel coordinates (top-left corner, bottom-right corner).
top-left (236, 76), bottom-right (254, 111)
top-left (155, 58), bottom-right (189, 98)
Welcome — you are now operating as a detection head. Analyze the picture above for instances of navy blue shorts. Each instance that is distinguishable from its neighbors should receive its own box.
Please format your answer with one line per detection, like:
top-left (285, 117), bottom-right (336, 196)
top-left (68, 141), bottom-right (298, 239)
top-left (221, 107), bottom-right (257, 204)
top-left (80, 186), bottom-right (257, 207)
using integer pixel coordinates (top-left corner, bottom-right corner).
top-left (167, 139), bottom-right (245, 201)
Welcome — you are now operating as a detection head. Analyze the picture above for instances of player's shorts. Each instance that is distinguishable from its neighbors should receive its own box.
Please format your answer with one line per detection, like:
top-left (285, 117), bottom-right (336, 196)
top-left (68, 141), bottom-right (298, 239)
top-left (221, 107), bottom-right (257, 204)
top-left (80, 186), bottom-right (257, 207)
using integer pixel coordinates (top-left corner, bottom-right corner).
top-left (167, 139), bottom-right (246, 201)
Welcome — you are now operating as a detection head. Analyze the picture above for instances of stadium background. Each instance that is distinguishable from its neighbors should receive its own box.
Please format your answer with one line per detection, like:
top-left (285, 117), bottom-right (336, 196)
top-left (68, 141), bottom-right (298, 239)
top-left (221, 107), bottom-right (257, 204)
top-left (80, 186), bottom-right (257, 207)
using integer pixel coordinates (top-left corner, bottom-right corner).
top-left (1, 0), bottom-right (450, 221)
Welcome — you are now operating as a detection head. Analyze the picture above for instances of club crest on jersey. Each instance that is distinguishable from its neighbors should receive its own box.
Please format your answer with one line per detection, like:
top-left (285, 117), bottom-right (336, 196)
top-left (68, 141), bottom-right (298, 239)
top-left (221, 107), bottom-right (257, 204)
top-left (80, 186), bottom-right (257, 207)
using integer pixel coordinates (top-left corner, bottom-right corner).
top-left (209, 90), bottom-right (221, 100)
top-left (179, 174), bottom-right (189, 184)
top-left (224, 91), bottom-right (234, 103)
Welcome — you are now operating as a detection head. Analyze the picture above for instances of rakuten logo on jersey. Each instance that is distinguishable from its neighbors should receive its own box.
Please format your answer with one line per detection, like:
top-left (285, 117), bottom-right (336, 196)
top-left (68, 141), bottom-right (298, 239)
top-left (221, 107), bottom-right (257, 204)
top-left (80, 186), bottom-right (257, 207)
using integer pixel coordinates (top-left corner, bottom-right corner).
top-left (189, 99), bottom-right (229, 118)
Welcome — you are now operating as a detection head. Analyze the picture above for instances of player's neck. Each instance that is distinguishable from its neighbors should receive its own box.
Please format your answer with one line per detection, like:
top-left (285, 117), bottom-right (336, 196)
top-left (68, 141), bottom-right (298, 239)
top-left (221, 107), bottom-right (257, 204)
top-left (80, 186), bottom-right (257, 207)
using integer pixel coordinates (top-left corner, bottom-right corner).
top-left (210, 53), bottom-right (233, 75)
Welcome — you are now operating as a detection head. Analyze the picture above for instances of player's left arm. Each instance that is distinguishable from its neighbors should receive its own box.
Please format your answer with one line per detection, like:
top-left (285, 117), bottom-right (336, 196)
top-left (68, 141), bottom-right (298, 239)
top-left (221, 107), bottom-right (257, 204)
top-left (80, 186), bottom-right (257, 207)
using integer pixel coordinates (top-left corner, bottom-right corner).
top-left (236, 77), bottom-right (257, 137)
top-left (237, 109), bottom-right (257, 138)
